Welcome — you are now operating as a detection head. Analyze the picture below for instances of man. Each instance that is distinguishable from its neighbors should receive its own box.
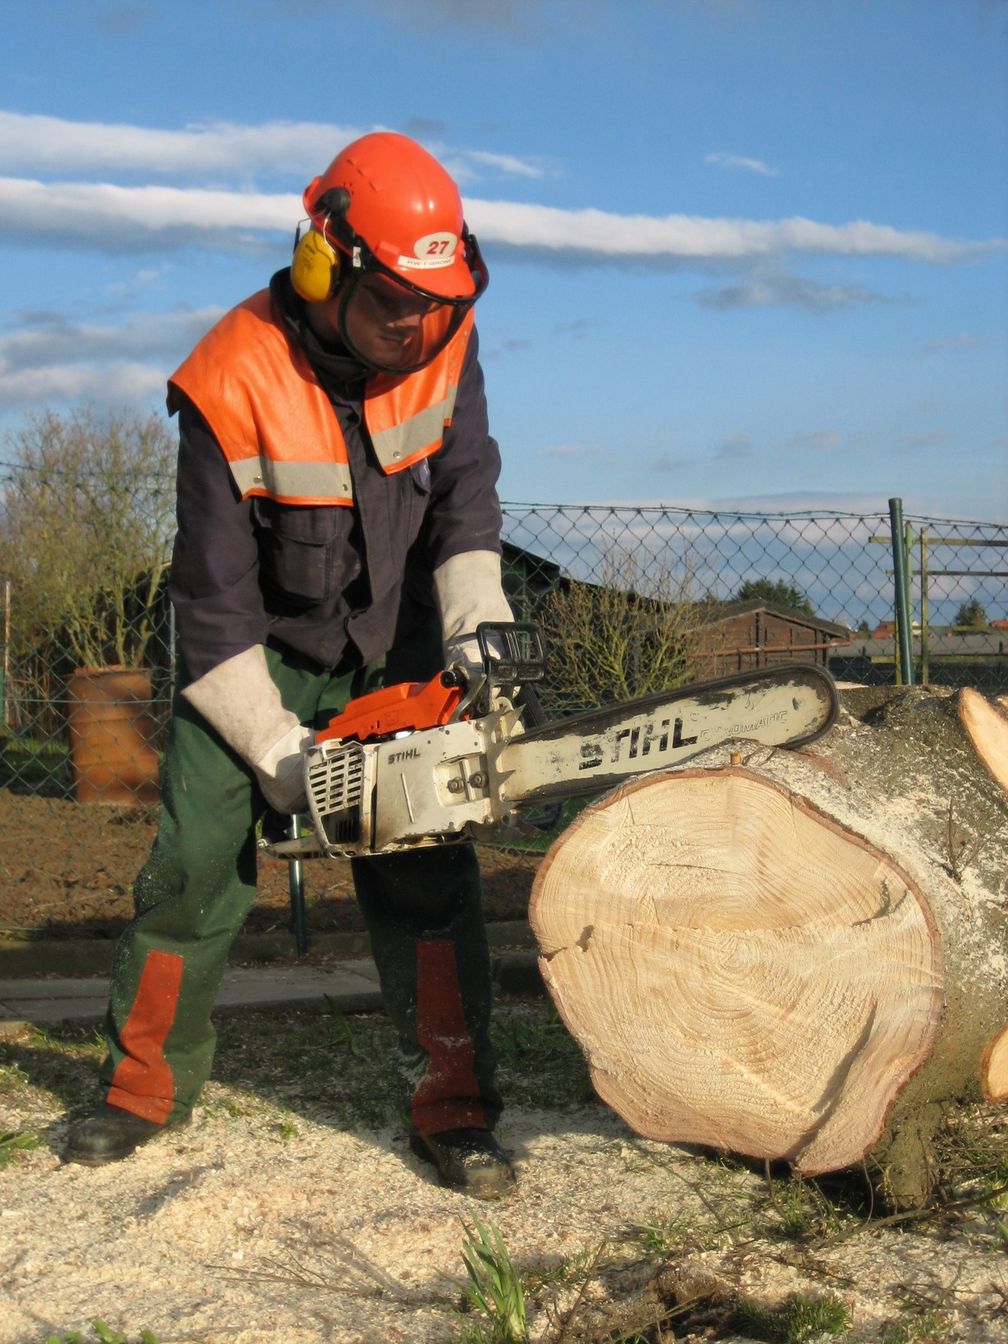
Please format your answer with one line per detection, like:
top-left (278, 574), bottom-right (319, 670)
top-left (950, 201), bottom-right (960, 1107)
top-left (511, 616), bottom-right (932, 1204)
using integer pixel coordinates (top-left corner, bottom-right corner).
top-left (64, 132), bottom-right (517, 1199)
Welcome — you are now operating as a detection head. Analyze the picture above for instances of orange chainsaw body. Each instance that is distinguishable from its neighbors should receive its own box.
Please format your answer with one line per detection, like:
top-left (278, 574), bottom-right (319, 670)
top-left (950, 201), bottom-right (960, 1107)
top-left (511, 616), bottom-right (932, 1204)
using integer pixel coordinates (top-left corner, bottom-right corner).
top-left (316, 673), bottom-right (464, 745)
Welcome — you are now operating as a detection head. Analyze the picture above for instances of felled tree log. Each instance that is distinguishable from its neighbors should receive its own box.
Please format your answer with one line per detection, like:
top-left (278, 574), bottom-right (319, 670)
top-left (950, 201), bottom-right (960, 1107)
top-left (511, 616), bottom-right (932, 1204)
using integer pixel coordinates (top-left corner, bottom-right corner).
top-left (529, 684), bottom-right (1008, 1207)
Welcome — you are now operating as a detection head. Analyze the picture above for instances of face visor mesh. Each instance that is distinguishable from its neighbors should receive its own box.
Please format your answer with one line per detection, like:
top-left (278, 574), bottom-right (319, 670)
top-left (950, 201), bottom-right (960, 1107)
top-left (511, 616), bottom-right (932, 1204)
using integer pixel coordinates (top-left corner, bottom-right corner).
top-left (337, 270), bottom-right (471, 373)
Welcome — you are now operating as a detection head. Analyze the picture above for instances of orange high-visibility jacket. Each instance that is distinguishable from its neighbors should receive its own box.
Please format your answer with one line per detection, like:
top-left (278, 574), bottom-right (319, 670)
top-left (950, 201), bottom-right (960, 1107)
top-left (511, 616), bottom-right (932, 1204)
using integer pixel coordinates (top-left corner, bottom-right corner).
top-left (167, 290), bottom-right (474, 506)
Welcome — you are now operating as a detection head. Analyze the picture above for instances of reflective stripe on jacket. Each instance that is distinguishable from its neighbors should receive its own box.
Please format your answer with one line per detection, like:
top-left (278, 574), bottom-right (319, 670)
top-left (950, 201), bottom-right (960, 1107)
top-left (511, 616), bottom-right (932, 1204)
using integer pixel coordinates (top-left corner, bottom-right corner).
top-left (167, 290), bottom-right (474, 506)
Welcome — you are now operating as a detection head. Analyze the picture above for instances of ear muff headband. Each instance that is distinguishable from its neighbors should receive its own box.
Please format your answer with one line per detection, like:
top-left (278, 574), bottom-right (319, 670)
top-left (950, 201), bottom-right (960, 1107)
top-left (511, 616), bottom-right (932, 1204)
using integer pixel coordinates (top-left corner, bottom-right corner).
top-left (291, 227), bottom-right (341, 302)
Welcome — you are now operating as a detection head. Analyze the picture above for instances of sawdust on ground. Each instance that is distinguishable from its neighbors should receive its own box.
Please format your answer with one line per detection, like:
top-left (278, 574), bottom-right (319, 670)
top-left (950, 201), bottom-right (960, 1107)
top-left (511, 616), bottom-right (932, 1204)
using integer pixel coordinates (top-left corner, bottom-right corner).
top-left (1, 1059), bottom-right (1006, 1343)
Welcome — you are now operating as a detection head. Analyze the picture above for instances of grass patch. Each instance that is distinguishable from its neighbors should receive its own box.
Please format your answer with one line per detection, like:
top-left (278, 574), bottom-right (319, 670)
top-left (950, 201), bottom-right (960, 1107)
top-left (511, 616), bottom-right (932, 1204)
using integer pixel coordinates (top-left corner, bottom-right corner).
top-left (0, 1000), bottom-right (593, 1139)
top-left (730, 1292), bottom-right (850, 1341)
top-left (491, 1003), bottom-right (594, 1110)
top-left (878, 1311), bottom-right (951, 1344)
top-left (0, 1022), bottom-right (105, 1116)
top-left (0, 1128), bottom-right (42, 1165)
top-left (459, 1216), bottom-right (528, 1342)
top-left (0, 734), bottom-right (71, 795)
top-left (208, 1006), bottom-right (404, 1130)
top-left (45, 1324), bottom-right (162, 1344)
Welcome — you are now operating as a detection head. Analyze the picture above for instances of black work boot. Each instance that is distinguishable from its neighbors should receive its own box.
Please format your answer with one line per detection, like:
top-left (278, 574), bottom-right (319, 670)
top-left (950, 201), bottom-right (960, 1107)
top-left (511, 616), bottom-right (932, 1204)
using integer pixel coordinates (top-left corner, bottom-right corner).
top-left (410, 1127), bottom-right (516, 1200)
top-left (63, 1102), bottom-right (188, 1166)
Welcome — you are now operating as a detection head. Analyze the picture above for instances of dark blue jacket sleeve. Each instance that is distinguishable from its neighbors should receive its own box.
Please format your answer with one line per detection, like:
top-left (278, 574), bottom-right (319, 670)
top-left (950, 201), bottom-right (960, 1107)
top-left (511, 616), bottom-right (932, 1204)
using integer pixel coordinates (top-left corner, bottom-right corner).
top-left (422, 327), bottom-right (504, 568)
top-left (167, 399), bottom-right (269, 680)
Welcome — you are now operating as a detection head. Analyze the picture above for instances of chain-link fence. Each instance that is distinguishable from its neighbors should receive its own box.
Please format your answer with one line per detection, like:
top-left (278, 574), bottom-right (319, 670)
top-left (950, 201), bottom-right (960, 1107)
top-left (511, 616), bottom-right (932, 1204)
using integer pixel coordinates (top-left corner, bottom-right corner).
top-left (1, 500), bottom-right (1006, 807)
top-left (502, 502), bottom-right (1008, 696)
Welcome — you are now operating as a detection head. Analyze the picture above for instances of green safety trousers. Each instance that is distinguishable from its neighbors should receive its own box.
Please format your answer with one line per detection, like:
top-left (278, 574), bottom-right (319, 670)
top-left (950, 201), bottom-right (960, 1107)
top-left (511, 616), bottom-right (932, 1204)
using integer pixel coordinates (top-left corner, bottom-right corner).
top-left (98, 638), bottom-right (502, 1138)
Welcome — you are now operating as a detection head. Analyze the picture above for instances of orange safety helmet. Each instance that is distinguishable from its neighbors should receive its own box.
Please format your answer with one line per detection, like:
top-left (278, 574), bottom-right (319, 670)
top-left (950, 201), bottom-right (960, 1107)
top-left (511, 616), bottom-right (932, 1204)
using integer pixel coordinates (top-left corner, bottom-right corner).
top-left (291, 132), bottom-right (488, 373)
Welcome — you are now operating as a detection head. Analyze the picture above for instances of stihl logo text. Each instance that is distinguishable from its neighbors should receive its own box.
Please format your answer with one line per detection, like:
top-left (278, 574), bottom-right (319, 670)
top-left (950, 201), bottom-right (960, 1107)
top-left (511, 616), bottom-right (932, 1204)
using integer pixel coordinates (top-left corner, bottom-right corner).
top-left (388, 746), bottom-right (421, 764)
top-left (578, 717), bottom-right (698, 771)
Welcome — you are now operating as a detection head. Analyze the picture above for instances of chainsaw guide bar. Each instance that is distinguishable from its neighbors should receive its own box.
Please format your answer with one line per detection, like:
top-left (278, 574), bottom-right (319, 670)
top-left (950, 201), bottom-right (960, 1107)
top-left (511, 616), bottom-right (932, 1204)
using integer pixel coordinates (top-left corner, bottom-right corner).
top-left (493, 664), bottom-right (837, 806)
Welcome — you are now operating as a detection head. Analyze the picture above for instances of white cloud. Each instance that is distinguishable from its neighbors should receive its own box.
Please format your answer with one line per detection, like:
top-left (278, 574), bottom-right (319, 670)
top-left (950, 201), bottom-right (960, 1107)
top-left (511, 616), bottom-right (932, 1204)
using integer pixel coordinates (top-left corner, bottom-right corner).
top-left (0, 308), bottom-right (222, 371)
top-left (696, 270), bottom-right (903, 310)
top-left (921, 331), bottom-right (982, 356)
top-left (596, 490), bottom-right (891, 518)
top-left (783, 430), bottom-right (842, 454)
top-left (542, 443), bottom-right (603, 459)
top-left (0, 111), bottom-right (1000, 270)
top-left (0, 112), bottom-right (544, 186)
top-left (0, 359), bottom-right (166, 410)
top-left (379, 0), bottom-right (544, 39)
top-left (451, 149), bottom-right (545, 180)
top-left (714, 433), bottom-right (755, 460)
top-left (0, 177), bottom-right (297, 252)
top-left (894, 430), bottom-right (953, 451)
top-left (466, 200), bottom-right (1000, 265)
top-left (651, 452), bottom-right (690, 472)
top-left (0, 112), bottom-right (362, 181)
top-left (705, 152), bottom-right (778, 177)
top-left (0, 308), bottom-right (222, 411)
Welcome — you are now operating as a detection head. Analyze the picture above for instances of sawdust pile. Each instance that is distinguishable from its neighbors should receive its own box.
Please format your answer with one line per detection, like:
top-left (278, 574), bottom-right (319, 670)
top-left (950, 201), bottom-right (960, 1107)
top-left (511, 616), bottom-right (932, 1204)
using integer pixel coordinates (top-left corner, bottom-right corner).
top-left (1, 1089), bottom-right (1005, 1344)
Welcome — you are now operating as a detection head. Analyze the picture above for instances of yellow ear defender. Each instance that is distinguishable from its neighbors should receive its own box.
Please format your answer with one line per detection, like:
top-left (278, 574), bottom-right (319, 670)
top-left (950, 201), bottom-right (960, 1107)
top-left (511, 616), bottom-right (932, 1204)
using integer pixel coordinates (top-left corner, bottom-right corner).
top-left (291, 226), bottom-right (341, 302)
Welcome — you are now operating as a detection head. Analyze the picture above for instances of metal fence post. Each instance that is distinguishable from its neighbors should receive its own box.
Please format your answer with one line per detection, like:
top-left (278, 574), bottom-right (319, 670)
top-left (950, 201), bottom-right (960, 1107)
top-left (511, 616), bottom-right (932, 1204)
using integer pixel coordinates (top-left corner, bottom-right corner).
top-left (1, 579), bottom-right (9, 728)
top-left (168, 601), bottom-right (177, 701)
top-left (287, 814), bottom-right (308, 955)
top-left (919, 528), bottom-right (930, 685)
top-left (888, 498), bottom-right (915, 686)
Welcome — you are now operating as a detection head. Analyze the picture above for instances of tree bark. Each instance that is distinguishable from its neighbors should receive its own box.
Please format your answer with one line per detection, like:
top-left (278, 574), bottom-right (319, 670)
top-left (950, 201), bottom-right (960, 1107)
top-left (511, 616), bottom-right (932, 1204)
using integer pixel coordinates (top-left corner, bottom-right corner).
top-left (529, 684), bottom-right (1008, 1207)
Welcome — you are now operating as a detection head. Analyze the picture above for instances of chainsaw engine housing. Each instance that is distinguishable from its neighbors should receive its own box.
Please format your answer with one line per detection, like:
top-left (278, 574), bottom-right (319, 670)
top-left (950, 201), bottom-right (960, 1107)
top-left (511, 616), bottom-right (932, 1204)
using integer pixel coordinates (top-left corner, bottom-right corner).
top-left (304, 705), bottom-right (519, 857)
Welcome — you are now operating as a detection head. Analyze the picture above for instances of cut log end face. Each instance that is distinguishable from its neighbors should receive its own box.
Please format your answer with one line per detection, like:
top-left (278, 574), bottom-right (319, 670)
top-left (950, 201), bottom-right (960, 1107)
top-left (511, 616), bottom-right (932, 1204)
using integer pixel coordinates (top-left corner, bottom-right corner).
top-left (981, 1025), bottom-right (1008, 1103)
top-left (530, 768), bottom-right (943, 1175)
top-left (958, 687), bottom-right (1008, 797)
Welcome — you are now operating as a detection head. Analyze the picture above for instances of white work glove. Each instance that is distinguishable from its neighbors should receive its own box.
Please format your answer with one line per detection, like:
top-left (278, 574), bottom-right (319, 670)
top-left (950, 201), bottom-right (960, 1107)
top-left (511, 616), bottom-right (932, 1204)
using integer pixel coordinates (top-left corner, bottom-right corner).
top-left (181, 645), bottom-right (313, 813)
top-left (433, 549), bottom-right (514, 683)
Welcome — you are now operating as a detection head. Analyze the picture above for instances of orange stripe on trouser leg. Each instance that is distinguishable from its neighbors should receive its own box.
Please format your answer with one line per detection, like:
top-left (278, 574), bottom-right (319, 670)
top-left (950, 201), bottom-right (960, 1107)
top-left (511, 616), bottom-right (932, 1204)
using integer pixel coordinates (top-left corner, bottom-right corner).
top-left (107, 949), bottom-right (184, 1124)
top-left (411, 939), bottom-right (486, 1137)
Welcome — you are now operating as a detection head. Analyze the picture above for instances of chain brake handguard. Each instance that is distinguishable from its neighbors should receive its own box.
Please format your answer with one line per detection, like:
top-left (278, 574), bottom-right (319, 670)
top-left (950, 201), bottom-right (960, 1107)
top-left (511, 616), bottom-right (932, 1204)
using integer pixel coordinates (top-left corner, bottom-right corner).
top-left (476, 620), bottom-right (546, 684)
top-left (455, 621), bottom-right (546, 719)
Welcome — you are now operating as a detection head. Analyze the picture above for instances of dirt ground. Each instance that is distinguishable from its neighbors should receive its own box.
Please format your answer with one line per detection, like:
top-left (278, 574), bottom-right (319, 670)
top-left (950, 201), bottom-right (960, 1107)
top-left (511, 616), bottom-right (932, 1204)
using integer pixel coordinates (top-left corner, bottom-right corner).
top-left (0, 791), bottom-right (538, 941)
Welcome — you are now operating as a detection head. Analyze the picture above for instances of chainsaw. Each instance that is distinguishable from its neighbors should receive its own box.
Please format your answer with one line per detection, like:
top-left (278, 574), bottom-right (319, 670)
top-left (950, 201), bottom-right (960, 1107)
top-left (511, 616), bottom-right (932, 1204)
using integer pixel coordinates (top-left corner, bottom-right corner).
top-left (263, 622), bottom-right (838, 861)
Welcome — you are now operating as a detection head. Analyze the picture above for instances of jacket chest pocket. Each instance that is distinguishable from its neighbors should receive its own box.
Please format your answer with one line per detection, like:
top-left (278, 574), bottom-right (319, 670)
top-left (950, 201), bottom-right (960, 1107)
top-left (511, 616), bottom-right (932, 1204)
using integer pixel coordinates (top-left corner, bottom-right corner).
top-left (252, 500), bottom-right (356, 603)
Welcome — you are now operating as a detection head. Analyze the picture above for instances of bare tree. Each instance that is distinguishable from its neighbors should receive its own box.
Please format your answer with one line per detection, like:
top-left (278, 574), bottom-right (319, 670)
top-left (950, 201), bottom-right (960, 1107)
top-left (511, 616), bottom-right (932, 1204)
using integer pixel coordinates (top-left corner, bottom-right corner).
top-left (535, 544), bottom-right (705, 715)
top-left (0, 407), bottom-right (176, 670)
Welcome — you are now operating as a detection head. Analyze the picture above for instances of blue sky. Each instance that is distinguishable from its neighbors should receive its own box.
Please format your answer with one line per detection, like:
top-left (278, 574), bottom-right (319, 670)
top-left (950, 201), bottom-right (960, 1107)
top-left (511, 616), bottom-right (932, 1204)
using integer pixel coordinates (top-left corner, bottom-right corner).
top-left (0, 0), bottom-right (1005, 521)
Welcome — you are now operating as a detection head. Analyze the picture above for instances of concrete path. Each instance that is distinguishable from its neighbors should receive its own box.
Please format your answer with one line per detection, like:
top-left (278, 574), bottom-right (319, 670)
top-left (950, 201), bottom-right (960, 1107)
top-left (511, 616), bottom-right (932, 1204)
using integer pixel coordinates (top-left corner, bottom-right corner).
top-left (0, 958), bottom-right (387, 1029)
top-left (0, 923), bottom-right (541, 1031)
